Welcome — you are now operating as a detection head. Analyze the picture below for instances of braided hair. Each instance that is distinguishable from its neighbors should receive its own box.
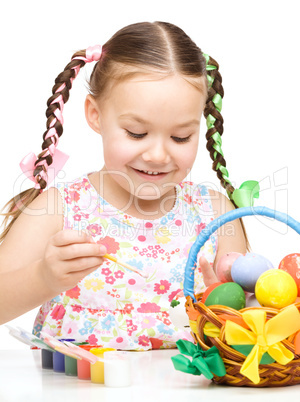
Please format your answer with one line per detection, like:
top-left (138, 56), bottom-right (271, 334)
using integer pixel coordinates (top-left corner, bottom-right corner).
top-left (0, 21), bottom-right (249, 248)
top-left (202, 54), bottom-right (250, 248)
top-left (203, 54), bottom-right (235, 201)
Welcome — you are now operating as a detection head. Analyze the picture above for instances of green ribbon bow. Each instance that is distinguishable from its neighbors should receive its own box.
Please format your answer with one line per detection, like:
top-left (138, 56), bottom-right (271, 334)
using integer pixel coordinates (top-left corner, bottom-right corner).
top-left (230, 180), bottom-right (260, 208)
top-left (171, 340), bottom-right (226, 379)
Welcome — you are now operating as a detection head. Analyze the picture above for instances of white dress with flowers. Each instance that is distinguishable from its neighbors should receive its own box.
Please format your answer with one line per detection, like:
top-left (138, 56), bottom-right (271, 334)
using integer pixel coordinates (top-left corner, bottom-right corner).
top-left (33, 173), bottom-right (218, 350)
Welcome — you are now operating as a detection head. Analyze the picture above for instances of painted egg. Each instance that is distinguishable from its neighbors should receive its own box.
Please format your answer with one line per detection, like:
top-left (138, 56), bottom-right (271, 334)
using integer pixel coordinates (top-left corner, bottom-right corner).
top-left (216, 252), bottom-right (242, 282)
top-left (201, 282), bottom-right (223, 304)
top-left (278, 253), bottom-right (300, 296)
top-left (255, 269), bottom-right (298, 308)
top-left (204, 282), bottom-right (246, 310)
top-left (231, 252), bottom-right (273, 292)
top-left (245, 293), bottom-right (261, 308)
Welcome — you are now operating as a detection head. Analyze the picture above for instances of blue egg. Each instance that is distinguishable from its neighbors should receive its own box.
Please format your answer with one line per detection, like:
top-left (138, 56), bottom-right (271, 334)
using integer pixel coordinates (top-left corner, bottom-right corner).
top-left (231, 253), bottom-right (273, 293)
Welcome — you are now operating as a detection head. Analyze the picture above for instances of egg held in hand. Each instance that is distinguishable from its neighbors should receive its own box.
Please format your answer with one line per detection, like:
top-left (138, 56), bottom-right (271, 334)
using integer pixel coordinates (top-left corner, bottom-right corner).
top-left (278, 253), bottom-right (300, 296)
top-left (255, 269), bottom-right (298, 308)
top-left (231, 252), bottom-right (273, 293)
top-left (216, 252), bottom-right (242, 282)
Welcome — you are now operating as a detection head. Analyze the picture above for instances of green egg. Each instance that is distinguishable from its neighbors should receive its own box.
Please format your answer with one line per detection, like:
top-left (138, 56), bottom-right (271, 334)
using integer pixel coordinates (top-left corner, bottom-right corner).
top-left (204, 282), bottom-right (246, 310)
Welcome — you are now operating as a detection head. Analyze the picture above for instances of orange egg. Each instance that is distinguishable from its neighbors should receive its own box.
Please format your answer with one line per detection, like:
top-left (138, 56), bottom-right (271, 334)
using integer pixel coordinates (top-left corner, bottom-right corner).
top-left (278, 253), bottom-right (300, 296)
top-left (201, 282), bottom-right (223, 304)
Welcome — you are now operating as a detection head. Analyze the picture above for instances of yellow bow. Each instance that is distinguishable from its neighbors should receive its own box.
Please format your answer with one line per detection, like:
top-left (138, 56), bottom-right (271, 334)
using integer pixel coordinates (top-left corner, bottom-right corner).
top-left (224, 305), bottom-right (300, 384)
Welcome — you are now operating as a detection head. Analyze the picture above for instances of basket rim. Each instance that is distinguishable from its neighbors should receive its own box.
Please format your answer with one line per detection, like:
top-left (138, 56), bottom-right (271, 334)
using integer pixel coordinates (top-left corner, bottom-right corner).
top-left (183, 206), bottom-right (300, 300)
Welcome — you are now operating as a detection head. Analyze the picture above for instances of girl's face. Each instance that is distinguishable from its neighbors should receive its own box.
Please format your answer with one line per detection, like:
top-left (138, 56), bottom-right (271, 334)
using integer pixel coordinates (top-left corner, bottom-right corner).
top-left (85, 73), bottom-right (207, 214)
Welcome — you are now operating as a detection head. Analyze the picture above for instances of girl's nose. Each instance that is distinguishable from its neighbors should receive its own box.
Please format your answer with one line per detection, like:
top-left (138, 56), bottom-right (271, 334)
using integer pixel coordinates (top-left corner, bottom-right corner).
top-left (142, 139), bottom-right (171, 165)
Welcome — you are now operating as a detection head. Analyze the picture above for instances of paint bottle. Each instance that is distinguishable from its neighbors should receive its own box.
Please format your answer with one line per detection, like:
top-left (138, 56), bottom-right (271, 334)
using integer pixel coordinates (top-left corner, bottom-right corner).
top-left (53, 351), bottom-right (65, 373)
top-left (104, 351), bottom-right (132, 387)
top-left (64, 354), bottom-right (78, 376)
top-left (90, 348), bottom-right (116, 384)
top-left (53, 339), bottom-right (75, 373)
top-left (77, 345), bottom-right (98, 380)
top-left (41, 349), bottom-right (53, 369)
top-left (64, 342), bottom-right (88, 376)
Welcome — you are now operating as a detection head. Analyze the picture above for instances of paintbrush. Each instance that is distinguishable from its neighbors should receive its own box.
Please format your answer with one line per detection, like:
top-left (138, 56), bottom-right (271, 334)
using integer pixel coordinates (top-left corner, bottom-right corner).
top-left (103, 254), bottom-right (148, 278)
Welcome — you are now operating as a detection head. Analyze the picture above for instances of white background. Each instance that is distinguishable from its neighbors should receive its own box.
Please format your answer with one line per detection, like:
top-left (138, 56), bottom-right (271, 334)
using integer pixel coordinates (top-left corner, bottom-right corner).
top-left (0, 0), bottom-right (299, 348)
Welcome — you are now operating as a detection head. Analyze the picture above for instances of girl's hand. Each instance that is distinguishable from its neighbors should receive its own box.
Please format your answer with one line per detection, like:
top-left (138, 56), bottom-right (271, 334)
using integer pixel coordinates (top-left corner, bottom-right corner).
top-left (39, 229), bottom-right (107, 294)
top-left (199, 256), bottom-right (219, 287)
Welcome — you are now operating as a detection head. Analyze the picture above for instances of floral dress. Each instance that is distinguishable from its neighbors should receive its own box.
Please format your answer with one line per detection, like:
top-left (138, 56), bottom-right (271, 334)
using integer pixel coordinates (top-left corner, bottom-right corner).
top-left (33, 173), bottom-right (218, 350)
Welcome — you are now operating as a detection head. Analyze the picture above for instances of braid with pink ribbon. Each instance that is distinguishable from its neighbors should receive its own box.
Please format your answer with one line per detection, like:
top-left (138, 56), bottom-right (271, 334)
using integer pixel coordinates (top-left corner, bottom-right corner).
top-left (19, 45), bottom-right (102, 192)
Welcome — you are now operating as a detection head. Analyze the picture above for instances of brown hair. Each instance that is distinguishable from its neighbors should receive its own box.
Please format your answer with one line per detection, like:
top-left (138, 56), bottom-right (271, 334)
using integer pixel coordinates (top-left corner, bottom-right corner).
top-left (0, 21), bottom-right (250, 249)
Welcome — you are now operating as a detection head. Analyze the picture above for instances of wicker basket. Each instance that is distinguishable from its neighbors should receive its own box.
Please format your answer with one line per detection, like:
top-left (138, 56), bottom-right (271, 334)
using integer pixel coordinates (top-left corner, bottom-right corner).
top-left (183, 206), bottom-right (300, 387)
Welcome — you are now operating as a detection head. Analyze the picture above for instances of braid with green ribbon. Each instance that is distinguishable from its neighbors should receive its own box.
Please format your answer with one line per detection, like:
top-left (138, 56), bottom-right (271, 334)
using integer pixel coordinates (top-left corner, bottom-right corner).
top-left (203, 53), bottom-right (259, 208)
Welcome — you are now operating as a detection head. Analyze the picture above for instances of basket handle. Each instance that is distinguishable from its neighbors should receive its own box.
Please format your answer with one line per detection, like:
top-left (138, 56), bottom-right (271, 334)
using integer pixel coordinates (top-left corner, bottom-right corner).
top-left (183, 206), bottom-right (300, 301)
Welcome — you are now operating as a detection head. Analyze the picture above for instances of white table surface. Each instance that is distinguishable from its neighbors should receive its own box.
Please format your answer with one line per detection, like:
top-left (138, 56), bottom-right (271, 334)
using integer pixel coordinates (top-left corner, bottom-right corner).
top-left (0, 349), bottom-right (299, 402)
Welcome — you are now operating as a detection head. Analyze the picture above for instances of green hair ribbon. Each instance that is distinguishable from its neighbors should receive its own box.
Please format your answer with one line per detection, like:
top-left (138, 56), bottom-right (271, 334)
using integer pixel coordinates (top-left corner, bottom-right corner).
top-left (171, 339), bottom-right (226, 379)
top-left (230, 180), bottom-right (260, 208)
top-left (203, 53), bottom-right (217, 88)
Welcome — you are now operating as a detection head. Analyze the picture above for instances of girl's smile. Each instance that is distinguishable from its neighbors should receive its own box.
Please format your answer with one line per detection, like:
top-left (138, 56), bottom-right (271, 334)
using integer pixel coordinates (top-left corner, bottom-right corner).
top-left (132, 168), bottom-right (169, 180)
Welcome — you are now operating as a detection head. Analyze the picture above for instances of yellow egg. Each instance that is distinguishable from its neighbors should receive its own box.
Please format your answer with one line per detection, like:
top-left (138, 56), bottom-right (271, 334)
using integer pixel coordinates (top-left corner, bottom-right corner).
top-left (255, 269), bottom-right (297, 308)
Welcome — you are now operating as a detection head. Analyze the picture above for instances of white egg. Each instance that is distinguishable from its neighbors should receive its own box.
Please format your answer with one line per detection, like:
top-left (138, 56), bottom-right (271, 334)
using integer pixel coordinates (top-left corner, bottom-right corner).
top-left (168, 300), bottom-right (190, 328)
top-left (245, 293), bottom-right (261, 307)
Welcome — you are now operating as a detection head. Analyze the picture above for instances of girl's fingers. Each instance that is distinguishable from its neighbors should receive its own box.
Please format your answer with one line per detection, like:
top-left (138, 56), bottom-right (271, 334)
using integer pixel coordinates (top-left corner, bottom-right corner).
top-left (60, 243), bottom-right (107, 260)
top-left (64, 256), bottom-right (106, 272)
top-left (200, 256), bottom-right (218, 287)
top-left (51, 229), bottom-right (92, 247)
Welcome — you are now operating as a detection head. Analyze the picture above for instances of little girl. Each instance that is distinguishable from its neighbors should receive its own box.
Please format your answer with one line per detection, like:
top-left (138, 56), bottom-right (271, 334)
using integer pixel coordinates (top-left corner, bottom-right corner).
top-left (0, 21), bottom-right (250, 350)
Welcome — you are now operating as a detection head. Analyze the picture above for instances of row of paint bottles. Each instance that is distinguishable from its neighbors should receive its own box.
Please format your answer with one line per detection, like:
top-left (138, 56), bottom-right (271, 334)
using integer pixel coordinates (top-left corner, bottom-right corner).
top-left (41, 342), bottom-right (127, 385)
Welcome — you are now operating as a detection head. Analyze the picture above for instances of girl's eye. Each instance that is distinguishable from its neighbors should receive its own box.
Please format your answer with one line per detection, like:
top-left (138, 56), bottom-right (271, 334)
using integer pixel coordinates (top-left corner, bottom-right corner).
top-left (126, 130), bottom-right (191, 143)
top-left (125, 130), bottom-right (147, 139)
top-left (171, 135), bottom-right (192, 143)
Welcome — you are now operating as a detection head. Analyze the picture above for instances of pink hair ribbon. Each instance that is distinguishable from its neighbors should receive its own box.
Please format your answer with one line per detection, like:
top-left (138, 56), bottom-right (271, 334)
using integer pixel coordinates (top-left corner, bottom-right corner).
top-left (73, 45), bottom-right (102, 63)
top-left (20, 149), bottom-right (69, 189)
